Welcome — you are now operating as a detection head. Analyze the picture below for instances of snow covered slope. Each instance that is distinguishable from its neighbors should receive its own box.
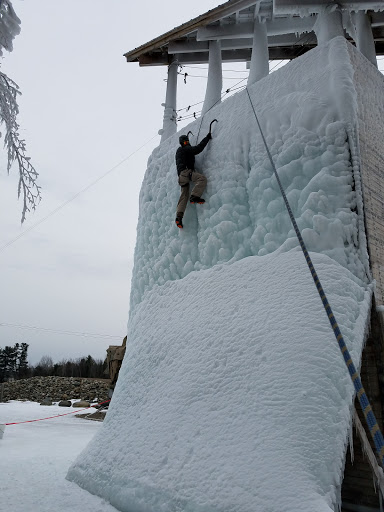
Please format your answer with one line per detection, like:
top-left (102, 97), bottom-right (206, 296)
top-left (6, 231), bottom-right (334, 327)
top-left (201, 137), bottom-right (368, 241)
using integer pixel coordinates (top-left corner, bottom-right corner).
top-left (67, 38), bottom-right (381, 511)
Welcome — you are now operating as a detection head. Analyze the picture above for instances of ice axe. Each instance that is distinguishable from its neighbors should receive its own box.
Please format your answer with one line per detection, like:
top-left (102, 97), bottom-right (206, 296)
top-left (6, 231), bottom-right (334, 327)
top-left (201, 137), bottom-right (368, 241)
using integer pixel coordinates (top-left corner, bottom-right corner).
top-left (209, 119), bottom-right (218, 135)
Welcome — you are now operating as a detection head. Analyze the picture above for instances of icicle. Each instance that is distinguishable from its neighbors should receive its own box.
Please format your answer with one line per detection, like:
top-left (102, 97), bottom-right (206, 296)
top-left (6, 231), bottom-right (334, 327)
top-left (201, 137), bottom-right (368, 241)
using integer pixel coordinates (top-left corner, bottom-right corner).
top-left (335, 490), bottom-right (342, 512)
top-left (349, 414), bottom-right (354, 464)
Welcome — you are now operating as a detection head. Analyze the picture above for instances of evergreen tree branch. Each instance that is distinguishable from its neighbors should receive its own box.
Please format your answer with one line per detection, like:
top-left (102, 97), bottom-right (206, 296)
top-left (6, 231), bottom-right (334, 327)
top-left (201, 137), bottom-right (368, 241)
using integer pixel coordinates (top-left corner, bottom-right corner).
top-left (0, 1), bottom-right (40, 223)
top-left (0, 71), bottom-right (41, 223)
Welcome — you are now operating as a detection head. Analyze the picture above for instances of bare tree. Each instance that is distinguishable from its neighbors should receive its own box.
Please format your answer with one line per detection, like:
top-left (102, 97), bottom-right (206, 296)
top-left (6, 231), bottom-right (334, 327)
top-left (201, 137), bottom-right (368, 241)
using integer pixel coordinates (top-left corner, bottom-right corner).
top-left (34, 355), bottom-right (54, 377)
top-left (0, 1), bottom-right (40, 223)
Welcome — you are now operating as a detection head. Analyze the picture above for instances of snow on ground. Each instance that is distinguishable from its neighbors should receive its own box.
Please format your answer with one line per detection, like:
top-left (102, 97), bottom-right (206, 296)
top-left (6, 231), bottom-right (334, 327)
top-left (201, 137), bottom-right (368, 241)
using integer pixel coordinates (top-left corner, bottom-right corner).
top-left (0, 401), bottom-right (117, 512)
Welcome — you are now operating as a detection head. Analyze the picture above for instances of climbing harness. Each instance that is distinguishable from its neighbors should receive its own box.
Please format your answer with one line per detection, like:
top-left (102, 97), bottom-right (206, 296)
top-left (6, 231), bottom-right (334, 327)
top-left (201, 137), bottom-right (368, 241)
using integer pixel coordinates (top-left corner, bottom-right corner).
top-left (245, 86), bottom-right (384, 467)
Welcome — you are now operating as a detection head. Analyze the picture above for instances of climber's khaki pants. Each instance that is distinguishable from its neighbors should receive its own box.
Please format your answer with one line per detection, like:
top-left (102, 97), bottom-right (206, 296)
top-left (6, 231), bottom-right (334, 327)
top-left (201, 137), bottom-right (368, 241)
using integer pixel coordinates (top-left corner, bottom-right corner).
top-left (176, 169), bottom-right (207, 216)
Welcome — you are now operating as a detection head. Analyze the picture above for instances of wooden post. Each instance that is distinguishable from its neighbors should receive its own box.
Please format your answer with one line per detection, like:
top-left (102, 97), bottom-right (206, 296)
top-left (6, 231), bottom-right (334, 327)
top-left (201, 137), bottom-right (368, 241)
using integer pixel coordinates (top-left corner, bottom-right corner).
top-left (247, 18), bottom-right (269, 86)
top-left (160, 58), bottom-right (178, 142)
top-left (202, 40), bottom-right (222, 115)
top-left (314, 5), bottom-right (344, 46)
top-left (355, 11), bottom-right (377, 68)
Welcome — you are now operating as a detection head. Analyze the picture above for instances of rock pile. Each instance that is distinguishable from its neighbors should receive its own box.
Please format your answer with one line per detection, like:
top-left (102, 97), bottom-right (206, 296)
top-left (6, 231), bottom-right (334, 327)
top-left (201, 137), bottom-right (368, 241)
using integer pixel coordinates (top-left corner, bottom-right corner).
top-left (0, 376), bottom-right (110, 403)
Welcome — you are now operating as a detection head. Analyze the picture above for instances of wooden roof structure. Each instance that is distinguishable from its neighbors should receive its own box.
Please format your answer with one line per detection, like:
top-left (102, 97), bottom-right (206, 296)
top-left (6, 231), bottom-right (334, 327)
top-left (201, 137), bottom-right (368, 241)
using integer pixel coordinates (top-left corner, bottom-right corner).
top-left (124, 0), bottom-right (384, 66)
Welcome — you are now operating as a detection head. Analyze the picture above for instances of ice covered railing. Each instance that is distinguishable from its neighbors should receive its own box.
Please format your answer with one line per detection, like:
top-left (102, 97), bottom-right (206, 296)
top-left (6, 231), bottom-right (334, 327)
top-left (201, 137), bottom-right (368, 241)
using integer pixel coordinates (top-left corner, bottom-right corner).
top-left (129, 37), bottom-right (372, 311)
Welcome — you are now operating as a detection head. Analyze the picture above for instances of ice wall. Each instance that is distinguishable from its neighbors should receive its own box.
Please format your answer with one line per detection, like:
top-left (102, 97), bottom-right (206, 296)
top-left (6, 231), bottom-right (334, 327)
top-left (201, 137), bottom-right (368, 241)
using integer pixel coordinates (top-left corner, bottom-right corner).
top-left (129, 37), bottom-right (370, 313)
top-left (67, 38), bottom-right (379, 512)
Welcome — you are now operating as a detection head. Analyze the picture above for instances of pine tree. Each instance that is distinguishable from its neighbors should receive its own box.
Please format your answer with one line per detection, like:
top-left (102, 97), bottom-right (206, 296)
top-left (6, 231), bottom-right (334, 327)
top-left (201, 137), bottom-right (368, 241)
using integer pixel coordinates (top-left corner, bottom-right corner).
top-left (0, 347), bottom-right (4, 382)
top-left (0, 345), bottom-right (16, 381)
top-left (17, 343), bottom-right (29, 378)
top-left (0, 343), bottom-right (30, 381)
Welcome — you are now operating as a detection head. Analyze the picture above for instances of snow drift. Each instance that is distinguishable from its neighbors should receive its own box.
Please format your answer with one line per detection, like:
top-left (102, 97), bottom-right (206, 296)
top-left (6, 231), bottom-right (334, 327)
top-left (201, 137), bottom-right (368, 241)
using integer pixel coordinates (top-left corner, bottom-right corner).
top-left (67, 38), bottom-right (383, 511)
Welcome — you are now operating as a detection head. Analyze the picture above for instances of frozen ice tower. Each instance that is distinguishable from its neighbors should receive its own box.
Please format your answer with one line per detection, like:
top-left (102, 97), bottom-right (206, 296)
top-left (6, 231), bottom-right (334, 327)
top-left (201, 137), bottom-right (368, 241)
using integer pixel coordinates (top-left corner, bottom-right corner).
top-left (67, 35), bottom-right (384, 512)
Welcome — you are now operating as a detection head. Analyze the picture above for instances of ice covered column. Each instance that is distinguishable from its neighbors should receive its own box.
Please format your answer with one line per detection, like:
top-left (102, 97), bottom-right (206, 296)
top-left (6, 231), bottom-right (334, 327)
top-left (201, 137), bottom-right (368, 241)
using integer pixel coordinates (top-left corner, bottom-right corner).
top-left (160, 59), bottom-right (178, 142)
top-left (247, 18), bottom-right (269, 86)
top-left (354, 11), bottom-right (377, 68)
top-left (202, 40), bottom-right (222, 115)
top-left (314, 5), bottom-right (344, 45)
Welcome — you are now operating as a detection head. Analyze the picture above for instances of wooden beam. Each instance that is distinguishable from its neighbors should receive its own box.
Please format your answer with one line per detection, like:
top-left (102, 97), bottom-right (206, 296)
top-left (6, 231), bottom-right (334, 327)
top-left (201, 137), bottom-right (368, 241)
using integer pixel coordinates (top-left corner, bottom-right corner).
top-left (268, 33), bottom-right (314, 47)
top-left (197, 16), bottom-right (316, 41)
top-left (267, 16), bottom-right (316, 36)
top-left (169, 38), bottom-right (253, 53)
top-left (376, 41), bottom-right (384, 55)
top-left (125, 0), bottom-right (384, 65)
top-left (124, 0), bottom-right (261, 62)
top-left (372, 11), bottom-right (384, 28)
top-left (139, 49), bottom-right (253, 66)
top-left (168, 34), bottom-right (310, 54)
top-left (268, 45), bottom-right (313, 59)
top-left (168, 40), bottom-right (209, 53)
top-left (197, 22), bottom-right (254, 40)
top-left (274, 0), bottom-right (384, 15)
top-left (138, 44), bottom-right (314, 66)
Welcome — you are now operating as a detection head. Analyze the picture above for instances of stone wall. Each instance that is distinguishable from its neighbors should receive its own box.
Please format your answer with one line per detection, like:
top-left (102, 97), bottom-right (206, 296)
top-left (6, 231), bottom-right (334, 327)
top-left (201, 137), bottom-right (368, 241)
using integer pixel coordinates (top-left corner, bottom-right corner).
top-left (348, 44), bottom-right (384, 306)
top-left (0, 376), bottom-right (111, 403)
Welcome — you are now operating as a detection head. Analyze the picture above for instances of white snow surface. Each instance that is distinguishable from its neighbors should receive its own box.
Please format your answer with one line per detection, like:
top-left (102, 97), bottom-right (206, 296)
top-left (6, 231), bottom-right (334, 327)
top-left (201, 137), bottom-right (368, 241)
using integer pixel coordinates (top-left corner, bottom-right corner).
top-left (0, 401), bottom-right (117, 512)
top-left (68, 38), bottom-right (381, 511)
top-left (68, 252), bottom-right (372, 512)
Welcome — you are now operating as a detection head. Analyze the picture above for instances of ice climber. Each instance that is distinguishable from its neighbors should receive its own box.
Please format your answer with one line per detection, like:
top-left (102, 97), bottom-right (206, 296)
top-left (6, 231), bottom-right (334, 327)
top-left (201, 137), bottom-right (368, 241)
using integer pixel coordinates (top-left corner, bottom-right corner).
top-left (175, 132), bottom-right (212, 229)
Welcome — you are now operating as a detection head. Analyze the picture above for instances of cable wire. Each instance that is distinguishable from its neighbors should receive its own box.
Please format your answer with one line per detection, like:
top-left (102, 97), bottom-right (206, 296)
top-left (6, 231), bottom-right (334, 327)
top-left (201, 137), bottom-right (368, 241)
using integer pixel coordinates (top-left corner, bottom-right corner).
top-left (176, 31), bottom-right (315, 118)
top-left (179, 72), bottom-right (248, 80)
top-left (181, 64), bottom-right (249, 73)
top-left (0, 134), bottom-right (159, 254)
top-left (0, 321), bottom-right (122, 340)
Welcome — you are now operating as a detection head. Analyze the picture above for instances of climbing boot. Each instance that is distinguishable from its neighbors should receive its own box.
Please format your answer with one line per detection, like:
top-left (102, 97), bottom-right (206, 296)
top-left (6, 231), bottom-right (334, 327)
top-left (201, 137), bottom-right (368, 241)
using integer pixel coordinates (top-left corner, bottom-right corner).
top-left (175, 217), bottom-right (183, 229)
top-left (190, 195), bottom-right (205, 204)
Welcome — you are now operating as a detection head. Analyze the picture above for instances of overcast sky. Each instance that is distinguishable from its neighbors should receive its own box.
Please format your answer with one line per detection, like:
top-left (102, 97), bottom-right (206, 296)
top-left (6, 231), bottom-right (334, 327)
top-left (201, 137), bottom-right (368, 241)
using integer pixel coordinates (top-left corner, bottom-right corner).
top-left (0, 0), bottom-right (223, 365)
top-left (0, 1), bottom-right (383, 366)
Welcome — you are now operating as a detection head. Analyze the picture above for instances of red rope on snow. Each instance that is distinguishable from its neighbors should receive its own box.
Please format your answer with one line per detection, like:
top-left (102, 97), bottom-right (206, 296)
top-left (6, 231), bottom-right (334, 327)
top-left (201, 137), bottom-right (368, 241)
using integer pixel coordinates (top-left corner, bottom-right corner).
top-left (4, 399), bottom-right (111, 425)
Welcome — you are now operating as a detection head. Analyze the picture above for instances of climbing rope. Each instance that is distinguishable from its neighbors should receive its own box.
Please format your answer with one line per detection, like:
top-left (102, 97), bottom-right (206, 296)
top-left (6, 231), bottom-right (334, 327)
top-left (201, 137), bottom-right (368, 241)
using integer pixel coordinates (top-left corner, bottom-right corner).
top-left (245, 87), bottom-right (384, 467)
top-left (3, 399), bottom-right (111, 426)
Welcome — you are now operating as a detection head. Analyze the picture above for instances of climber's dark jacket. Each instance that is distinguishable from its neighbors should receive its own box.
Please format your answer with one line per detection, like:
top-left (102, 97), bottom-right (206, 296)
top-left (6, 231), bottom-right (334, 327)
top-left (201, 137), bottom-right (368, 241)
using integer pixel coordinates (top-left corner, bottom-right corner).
top-left (175, 134), bottom-right (211, 176)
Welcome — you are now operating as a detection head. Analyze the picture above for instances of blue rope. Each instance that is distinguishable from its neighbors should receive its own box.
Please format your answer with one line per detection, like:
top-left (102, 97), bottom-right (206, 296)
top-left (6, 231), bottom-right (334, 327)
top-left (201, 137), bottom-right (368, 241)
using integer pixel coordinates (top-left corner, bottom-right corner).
top-left (245, 87), bottom-right (384, 466)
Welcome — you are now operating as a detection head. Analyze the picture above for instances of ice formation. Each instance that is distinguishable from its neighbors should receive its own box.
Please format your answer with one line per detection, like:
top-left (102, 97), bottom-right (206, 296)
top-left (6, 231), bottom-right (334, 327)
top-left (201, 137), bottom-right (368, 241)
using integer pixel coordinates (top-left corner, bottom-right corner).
top-left (67, 38), bottom-right (384, 512)
top-left (128, 36), bottom-right (370, 313)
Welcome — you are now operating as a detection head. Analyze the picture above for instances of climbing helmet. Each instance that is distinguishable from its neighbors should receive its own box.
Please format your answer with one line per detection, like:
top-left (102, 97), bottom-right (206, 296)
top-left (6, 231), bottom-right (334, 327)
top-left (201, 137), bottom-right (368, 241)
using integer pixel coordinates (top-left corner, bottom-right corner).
top-left (179, 135), bottom-right (189, 146)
